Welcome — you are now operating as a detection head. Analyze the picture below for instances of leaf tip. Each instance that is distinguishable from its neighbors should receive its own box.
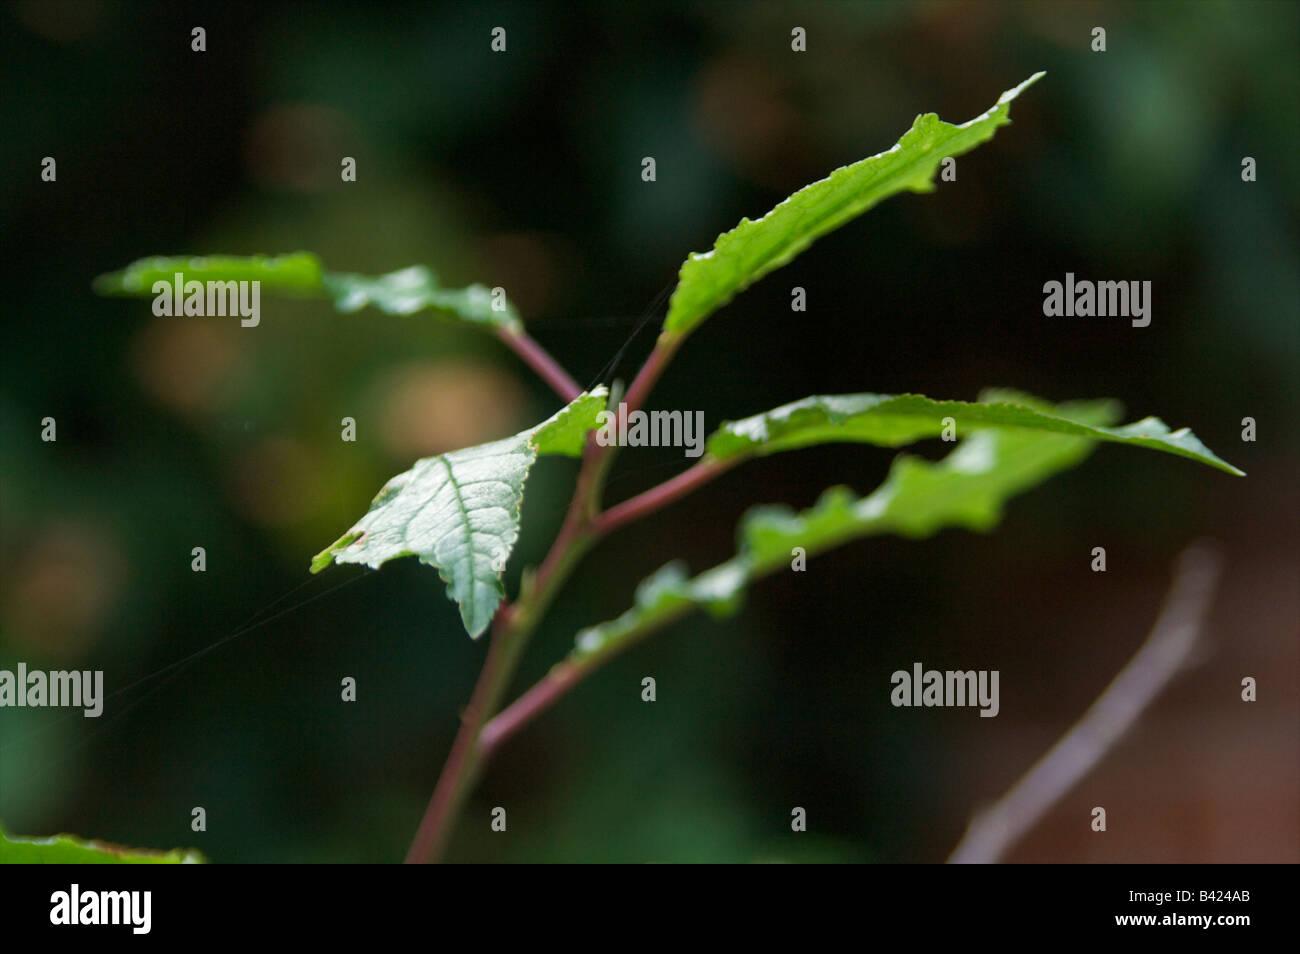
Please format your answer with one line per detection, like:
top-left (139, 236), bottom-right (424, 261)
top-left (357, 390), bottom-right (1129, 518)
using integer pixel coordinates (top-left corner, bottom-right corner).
top-left (1001, 71), bottom-right (1046, 104)
top-left (310, 531), bottom-right (362, 573)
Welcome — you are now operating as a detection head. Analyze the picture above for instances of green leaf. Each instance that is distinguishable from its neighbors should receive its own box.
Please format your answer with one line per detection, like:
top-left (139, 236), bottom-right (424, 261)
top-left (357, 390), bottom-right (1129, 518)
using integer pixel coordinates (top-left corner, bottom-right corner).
top-left (662, 72), bottom-right (1044, 339)
top-left (93, 252), bottom-right (324, 296)
top-left (571, 560), bottom-right (746, 664)
top-left (706, 389), bottom-right (1244, 475)
top-left (321, 266), bottom-right (521, 331)
top-left (529, 390), bottom-right (609, 457)
top-left (571, 394), bottom-right (1132, 662)
top-left (0, 827), bottom-right (202, 864)
top-left (94, 255), bottom-right (521, 331)
top-left (311, 389), bottom-right (607, 638)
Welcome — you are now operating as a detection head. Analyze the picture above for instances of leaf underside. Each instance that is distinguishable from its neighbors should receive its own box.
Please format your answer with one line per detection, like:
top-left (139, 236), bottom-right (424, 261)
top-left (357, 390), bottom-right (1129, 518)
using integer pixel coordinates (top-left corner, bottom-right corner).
top-left (311, 389), bottom-right (607, 638)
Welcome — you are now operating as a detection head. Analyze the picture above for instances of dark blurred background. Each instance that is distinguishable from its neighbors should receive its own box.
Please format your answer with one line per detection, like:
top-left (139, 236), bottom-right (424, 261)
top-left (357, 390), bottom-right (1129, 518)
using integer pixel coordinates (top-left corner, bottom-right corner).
top-left (1, 0), bottom-right (1296, 862)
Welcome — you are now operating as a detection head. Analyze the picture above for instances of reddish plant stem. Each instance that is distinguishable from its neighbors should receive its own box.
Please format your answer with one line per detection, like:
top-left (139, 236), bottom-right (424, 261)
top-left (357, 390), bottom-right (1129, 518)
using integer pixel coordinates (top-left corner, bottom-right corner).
top-left (478, 662), bottom-right (584, 755)
top-left (621, 333), bottom-right (679, 415)
top-left (594, 456), bottom-right (737, 537)
top-left (475, 463), bottom-right (738, 770)
top-left (480, 603), bottom-right (694, 759)
top-left (495, 325), bottom-right (582, 403)
top-left (403, 607), bottom-right (524, 864)
top-left (405, 436), bottom-right (610, 863)
top-left (408, 333), bottom-right (690, 861)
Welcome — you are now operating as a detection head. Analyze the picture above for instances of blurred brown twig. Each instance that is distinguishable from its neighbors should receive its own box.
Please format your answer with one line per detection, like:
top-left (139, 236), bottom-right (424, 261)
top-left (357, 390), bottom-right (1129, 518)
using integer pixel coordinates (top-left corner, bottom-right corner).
top-left (948, 543), bottom-right (1224, 864)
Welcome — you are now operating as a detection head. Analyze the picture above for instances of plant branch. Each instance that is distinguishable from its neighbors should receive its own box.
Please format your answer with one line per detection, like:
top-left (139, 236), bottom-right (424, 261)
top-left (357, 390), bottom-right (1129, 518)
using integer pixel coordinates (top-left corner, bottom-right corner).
top-left (403, 606), bottom-right (529, 864)
top-left (408, 326), bottom-right (694, 861)
top-left (405, 433), bottom-right (612, 862)
top-left (479, 567), bottom-right (746, 762)
top-left (477, 661), bottom-right (586, 756)
top-left (495, 325), bottom-right (582, 403)
top-left (621, 333), bottom-right (680, 416)
top-left (947, 543), bottom-right (1223, 864)
top-left (594, 456), bottom-right (737, 537)
top-left (477, 459), bottom-right (740, 756)
top-left (480, 600), bottom-right (694, 758)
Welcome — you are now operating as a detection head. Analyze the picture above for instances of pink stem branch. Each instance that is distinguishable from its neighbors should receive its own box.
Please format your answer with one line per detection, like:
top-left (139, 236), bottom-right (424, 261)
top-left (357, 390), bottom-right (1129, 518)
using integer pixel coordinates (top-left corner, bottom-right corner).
top-left (594, 456), bottom-right (736, 537)
top-left (404, 607), bottom-right (519, 864)
top-left (496, 325), bottom-right (582, 403)
top-left (621, 334), bottom-right (679, 415)
top-left (478, 662), bottom-right (585, 755)
top-left (407, 330), bottom-right (693, 860)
